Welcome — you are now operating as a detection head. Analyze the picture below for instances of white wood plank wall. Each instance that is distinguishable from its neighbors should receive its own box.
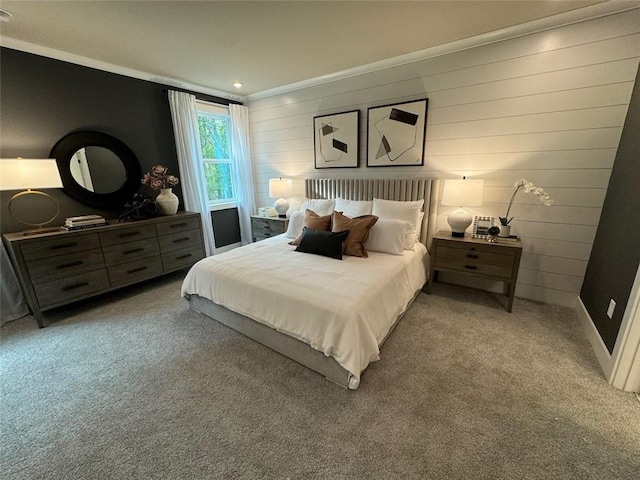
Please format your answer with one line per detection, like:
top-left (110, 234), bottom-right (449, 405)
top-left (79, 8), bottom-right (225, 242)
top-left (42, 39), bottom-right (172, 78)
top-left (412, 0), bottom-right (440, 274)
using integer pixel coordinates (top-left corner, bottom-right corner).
top-left (247, 10), bottom-right (640, 307)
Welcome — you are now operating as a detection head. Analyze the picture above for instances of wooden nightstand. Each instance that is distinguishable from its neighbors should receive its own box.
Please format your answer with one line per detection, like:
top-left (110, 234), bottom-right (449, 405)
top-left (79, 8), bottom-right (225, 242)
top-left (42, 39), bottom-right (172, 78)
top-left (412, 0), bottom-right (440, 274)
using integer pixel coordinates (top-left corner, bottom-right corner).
top-left (251, 216), bottom-right (289, 242)
top-left (428, 230), bottom-right (523, 312)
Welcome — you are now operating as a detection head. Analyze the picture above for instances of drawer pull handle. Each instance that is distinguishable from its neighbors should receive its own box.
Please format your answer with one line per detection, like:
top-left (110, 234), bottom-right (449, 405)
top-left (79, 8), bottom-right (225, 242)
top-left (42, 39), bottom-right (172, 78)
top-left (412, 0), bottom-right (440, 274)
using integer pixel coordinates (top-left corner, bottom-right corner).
top-left (464, 265), bottom-right (478, 270)
top-left (173, 237), bottom-right (190, 243)
top-left (50, 242), bottom-right (78, 250)
top-left (62, 281), bottom-right (89, 291)
top-left (176, 253), bottom-right (192, 260)
top-left (127, 266), bottom-right (148, 274)
top-left (123, 247), bottom-right (145, 255)
top-left (119, 231), bottom-right (141, 238)
top-left (169, 223), bottom-right (187, 229)
top-left (466, 254), bottom-right (479, 259)
top-left (57, 260), bottom-right (83, 269)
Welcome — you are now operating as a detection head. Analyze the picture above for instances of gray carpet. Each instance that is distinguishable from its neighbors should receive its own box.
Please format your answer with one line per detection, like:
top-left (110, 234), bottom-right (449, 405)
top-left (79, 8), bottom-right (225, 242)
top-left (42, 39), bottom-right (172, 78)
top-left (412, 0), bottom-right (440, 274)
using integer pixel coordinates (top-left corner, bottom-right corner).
top-left (1, 272), bottom-right (638, 480)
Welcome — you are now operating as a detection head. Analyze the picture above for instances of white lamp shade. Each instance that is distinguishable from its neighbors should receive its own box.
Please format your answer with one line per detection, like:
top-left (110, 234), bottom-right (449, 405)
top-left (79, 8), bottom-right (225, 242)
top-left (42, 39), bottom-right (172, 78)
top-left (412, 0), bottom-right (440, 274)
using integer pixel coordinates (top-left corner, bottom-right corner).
top-left (268, 177), bottom-right (293, 198)
top-left (0, 158), bottom-right (63, 190)
top-left (441, 179), bottom-right (484, 207)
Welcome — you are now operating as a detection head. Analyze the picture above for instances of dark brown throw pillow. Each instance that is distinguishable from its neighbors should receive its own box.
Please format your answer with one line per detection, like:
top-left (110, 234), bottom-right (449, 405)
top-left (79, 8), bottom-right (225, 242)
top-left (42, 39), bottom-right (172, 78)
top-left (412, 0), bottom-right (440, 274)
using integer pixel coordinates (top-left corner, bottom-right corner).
top-left (289, 209), bottom-right (332, 246)
top-left (295, 227), bottom-right (349, 260)
top-left (331, 211), bottom-right (378, 257)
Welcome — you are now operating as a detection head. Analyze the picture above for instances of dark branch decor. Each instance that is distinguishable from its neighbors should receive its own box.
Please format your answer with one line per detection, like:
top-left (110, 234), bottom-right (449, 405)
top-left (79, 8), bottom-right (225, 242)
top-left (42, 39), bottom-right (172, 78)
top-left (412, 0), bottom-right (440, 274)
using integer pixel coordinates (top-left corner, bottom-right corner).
top-left (313, 110), bottom-right (360, 169)
top-left (367, 98), bottom-right (428, 167)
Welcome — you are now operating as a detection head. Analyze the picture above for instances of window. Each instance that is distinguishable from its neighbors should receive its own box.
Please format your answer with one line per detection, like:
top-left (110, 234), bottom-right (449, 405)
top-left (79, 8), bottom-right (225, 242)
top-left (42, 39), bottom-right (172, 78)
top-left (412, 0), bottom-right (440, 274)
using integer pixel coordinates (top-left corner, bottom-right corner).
top-left (196, 102), bottom-right (235, 206)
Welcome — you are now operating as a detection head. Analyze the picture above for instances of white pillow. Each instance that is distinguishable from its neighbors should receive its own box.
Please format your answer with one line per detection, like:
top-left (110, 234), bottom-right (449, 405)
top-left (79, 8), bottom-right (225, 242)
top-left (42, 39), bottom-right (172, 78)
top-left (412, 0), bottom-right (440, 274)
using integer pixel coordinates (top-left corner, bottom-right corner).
top-left (285, 210), bottom-right (305, 239)
top-left (372, 198), bottom-right (424, 249)
top-left (366, 219), bottom-right (407, 255)
top-left (300, 198), bottom-right (336, 216)
top-left (334, 198), bottom-right (373, 218)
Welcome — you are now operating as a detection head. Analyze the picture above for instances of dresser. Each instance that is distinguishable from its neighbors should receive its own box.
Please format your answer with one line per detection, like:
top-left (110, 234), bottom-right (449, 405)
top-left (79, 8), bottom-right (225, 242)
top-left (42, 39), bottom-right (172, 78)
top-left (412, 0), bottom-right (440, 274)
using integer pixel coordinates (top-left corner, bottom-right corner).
top-left (251, 215), bottom-right (289, 242)
top-left (2, 212), bottom-right (205, 327)
top-left (428, 230), bottom-right (523, 312)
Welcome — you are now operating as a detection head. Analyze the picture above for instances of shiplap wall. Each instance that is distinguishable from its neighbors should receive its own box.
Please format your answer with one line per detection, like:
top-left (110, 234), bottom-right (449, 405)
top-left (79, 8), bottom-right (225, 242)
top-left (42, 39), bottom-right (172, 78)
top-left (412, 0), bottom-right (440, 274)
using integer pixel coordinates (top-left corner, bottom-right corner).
top-left (247, 9), bottom-right (640, 307)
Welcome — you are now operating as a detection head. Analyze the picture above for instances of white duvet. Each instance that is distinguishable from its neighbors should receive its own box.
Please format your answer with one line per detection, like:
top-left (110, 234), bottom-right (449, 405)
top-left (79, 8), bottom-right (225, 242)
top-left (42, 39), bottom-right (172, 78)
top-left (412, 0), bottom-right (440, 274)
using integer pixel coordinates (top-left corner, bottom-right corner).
top-left (181, 234), bottom-right (428, 389)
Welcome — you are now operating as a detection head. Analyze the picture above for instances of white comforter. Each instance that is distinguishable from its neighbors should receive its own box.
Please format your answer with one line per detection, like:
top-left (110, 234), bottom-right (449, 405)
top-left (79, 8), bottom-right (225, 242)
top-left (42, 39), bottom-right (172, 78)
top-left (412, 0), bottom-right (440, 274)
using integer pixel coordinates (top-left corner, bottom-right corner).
top-left (181, 234), bottom-right (427, 388)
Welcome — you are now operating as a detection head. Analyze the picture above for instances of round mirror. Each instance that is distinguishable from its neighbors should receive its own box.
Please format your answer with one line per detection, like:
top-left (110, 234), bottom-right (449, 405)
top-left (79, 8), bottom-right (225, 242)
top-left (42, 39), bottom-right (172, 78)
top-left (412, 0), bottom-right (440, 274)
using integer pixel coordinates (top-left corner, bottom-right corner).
top-left (51, 131), bottom-right (142, 208)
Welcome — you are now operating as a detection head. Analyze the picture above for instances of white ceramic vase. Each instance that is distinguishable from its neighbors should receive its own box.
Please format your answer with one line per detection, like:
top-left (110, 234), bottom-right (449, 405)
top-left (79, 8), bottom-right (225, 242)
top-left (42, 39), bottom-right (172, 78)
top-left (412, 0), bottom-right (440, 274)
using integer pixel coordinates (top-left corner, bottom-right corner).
top-left (498, 224), bottom-right (511, 237)
top-left (156, 188), bottom-right (179, 215)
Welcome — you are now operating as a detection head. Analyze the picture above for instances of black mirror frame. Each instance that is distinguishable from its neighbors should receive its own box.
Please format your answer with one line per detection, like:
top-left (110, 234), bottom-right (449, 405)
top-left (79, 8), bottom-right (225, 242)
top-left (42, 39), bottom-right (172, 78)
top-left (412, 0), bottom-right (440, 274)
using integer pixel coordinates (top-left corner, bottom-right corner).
top-left (50, 131), bottom-right (142, 209)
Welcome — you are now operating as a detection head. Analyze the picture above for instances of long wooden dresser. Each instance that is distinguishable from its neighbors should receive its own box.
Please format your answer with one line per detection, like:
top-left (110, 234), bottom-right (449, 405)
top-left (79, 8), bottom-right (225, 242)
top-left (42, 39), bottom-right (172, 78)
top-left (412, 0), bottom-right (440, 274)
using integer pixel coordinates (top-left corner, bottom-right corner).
top-left (2, 212), bottom-right (205, 327)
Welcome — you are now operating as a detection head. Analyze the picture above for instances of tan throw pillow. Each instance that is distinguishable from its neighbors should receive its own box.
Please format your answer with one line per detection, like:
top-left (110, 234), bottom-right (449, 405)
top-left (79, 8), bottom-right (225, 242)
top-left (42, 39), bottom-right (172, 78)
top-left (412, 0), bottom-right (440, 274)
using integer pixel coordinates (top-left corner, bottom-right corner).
top-left (289, 209), bottom-right (332, 245)
top-left (331, 211), bottom-right (378, 257)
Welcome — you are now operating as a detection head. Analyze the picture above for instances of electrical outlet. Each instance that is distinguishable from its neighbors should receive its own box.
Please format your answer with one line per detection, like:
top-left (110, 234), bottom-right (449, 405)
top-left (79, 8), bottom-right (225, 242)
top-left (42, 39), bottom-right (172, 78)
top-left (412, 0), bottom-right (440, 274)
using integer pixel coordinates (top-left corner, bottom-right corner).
top-left (607, 299), bottom-right (616, 319)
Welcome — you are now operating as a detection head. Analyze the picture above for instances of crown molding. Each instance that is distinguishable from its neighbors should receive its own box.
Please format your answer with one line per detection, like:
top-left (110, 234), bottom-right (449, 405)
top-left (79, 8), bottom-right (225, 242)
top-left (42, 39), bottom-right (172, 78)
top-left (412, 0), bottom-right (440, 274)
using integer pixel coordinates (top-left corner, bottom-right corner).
top-left (246, 1), bottom-right (640, 101)
top-left (0, 37), bottom-right (245, 103)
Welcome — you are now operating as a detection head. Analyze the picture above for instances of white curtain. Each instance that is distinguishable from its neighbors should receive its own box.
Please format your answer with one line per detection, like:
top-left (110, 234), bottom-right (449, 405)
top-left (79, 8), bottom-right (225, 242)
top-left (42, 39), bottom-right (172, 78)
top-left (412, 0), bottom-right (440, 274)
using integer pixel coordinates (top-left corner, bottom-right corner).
top-left (229, 104), bottom-right (256, 245)
top-left (168, 90), bottom-right (216, 256)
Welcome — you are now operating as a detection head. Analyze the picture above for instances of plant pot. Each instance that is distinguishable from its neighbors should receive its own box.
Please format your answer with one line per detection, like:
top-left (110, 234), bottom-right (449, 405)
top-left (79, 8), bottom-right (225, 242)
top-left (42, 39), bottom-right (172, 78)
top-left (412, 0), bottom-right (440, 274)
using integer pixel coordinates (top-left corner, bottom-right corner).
top-left (156, 188), bottom-right (179, 215)
top-left (498, 224), bottom-right (511, 237)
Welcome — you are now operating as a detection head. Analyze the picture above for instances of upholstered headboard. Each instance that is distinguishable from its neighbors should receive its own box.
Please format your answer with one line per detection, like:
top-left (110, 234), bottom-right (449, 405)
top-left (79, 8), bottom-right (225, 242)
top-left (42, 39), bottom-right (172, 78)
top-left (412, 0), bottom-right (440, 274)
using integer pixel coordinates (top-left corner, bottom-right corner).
top-left (305, 178), bottom-right (440, 251)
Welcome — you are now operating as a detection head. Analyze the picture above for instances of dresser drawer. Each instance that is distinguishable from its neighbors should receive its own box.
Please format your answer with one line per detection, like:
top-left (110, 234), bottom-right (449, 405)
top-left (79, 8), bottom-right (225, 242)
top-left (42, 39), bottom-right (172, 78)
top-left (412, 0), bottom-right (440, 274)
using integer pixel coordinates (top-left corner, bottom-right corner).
top-left (158, 229), bottom-right (202, 253)
top-left (27, 248), bottom-right (105, 284)
top-left (102, 238), bottom-right (160, 266)
top-left (34, 269), bottom-right (110, 308)
top-left (99, 224), bottom-right (157, 247)
top-left (161, 244), bottom-right (205, 271)
top-left (107, 256), bottom-right (164, 286)
top-left (20, 234), bottom-right (101, 261)
top-left (155, 216), bottom-right (201, 236)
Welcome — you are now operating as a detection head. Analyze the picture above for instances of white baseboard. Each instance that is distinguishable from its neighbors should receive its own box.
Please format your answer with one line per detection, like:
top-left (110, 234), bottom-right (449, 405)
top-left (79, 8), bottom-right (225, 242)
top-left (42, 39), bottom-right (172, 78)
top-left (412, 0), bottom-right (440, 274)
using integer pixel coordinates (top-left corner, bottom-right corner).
top-left (575, 296), bottom-right (613, 379)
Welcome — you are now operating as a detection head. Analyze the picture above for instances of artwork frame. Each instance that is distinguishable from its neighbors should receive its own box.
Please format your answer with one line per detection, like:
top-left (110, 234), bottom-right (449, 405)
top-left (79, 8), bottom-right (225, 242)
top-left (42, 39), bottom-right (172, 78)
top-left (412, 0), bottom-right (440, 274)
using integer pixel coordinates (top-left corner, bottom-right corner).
top-left (313, 110), bottom-right (360, 169)
top-left (366, 98), bottom-right (428, 167)
top-left (472, 216), bottom-right (498, 239)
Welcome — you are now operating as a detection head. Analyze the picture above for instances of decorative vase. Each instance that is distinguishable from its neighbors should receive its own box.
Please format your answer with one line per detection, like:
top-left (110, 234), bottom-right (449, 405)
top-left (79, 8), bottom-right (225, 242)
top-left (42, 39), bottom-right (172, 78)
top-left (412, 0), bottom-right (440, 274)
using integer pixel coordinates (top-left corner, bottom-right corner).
top-left (498, 224), bottom-right (511, 237)
top-left (156, 188), bottom-right (179, 215)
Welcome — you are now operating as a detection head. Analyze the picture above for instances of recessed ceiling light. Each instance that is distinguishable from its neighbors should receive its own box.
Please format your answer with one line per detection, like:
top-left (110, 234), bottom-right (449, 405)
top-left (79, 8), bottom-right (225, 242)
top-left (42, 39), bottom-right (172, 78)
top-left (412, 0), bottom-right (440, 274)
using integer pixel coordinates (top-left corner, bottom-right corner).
top-left (0, 9), bottom-right (12, 22)
top-left (232, 81), bottom-right (243, 89)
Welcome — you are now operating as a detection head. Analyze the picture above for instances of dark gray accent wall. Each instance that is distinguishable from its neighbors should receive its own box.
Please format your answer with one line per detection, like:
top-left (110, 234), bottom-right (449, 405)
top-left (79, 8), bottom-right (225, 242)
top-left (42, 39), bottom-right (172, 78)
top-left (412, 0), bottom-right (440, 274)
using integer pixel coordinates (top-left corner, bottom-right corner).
top-left (0, 48), bottom-right (241, 247)
top-left (580, 64), bottom-right (640, 353)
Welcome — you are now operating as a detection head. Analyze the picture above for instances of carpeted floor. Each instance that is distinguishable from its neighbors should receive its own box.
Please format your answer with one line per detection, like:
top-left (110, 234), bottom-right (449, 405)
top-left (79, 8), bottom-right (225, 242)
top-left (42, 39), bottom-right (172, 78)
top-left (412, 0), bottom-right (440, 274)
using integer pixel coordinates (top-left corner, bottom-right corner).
top-left (1, 271), bottom-right (639, 479)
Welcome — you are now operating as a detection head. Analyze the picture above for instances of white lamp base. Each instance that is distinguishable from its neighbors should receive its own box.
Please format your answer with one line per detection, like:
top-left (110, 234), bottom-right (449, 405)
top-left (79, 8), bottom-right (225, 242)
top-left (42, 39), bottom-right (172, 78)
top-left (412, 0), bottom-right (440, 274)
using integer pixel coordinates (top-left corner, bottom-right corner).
top-left (447, 208), bottom-right (472, 237)
top-left (274, 198), bottom-right (289, 218)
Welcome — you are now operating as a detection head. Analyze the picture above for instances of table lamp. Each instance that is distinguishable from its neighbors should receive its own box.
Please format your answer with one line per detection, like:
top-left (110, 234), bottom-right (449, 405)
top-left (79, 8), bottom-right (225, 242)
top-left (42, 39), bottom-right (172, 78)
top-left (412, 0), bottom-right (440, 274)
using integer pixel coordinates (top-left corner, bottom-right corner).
top-left (441, 177), bottom-right (484, 237)
top-left (0, 158), bottom-right (64, 235)
top-left (269, 177), bottom-right (293, 218)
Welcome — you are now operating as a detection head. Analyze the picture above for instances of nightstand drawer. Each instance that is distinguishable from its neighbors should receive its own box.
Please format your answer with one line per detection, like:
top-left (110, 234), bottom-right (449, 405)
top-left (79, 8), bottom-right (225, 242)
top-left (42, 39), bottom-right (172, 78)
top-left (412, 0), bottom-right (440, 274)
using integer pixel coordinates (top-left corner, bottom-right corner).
top-left (251, 216), bottom-right (288, 241)
top-left (436, 246), bottom-right (514, 267)
top-left (434, 254), bottom-right (513, 279)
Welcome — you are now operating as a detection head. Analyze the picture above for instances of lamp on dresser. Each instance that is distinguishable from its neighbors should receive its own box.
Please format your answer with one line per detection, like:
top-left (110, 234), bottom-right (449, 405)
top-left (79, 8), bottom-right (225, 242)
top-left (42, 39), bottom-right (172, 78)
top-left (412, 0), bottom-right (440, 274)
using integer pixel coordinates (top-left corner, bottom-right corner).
top-left (441, 177), bottom-right (484, 237)
top-left (268, 177), bottom-right (293, 218)
top-left (0, 158), bottom-right (64, 235)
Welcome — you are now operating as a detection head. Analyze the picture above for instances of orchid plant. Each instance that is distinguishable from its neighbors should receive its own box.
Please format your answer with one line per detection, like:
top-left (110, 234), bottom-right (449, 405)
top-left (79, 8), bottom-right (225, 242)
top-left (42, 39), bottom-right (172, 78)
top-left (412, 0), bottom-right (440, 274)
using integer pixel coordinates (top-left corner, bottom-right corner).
top-left (141, 165), bottom-right (179, 191)
top-left (500, 179), bottom-right (553, 226)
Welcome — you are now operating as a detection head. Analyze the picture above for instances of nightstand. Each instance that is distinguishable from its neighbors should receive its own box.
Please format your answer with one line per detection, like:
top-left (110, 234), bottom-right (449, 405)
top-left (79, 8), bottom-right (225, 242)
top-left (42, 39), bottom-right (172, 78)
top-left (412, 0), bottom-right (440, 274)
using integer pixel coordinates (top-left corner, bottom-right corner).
top-left (428, 230), bottom-right (523, 312)
top-left (251, 216), bottom-right (289, 242)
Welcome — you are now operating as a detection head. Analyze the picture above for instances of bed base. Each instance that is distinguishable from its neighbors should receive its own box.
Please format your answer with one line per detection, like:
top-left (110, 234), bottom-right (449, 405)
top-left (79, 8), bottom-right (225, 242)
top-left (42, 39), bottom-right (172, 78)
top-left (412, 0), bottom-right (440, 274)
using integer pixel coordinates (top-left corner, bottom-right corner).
top-left (188, 288), bottom-right (422, 389)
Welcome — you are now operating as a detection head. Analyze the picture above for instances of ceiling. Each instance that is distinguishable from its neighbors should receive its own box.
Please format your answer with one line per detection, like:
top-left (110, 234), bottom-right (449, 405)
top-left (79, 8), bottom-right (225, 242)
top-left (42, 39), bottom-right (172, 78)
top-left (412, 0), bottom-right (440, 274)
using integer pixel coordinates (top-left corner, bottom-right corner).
top-left (0, 1), bottom-right (627, 100)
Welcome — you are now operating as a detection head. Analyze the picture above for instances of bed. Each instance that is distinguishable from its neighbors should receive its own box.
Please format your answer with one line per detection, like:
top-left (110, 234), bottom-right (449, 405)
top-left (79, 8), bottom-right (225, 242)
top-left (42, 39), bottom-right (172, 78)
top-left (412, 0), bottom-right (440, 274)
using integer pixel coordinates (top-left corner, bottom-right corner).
top-left (182, 178), bottom-right (440, 389)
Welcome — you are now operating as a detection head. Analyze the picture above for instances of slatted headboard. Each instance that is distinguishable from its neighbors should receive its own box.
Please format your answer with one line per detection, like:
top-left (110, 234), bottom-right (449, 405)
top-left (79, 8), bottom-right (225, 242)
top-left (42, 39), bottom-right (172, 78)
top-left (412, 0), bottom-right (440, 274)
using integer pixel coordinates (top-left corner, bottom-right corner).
top-left (305, 178), bottom-right (440, 250)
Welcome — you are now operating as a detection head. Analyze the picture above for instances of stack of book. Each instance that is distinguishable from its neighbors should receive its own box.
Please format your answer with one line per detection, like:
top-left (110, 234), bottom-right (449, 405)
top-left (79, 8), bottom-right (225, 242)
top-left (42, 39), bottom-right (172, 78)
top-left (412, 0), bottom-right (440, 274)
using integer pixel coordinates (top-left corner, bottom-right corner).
top-left (63, 214), bottom-right (107, 231)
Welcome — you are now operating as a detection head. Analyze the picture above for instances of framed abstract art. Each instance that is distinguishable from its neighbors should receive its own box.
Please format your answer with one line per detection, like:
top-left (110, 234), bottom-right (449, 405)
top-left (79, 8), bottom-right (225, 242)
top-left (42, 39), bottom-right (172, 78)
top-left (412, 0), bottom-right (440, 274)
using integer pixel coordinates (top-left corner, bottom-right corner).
top-left (366, 98), bottom-right (428, 167)
top-left (313, 110), bottom-right (360, 169)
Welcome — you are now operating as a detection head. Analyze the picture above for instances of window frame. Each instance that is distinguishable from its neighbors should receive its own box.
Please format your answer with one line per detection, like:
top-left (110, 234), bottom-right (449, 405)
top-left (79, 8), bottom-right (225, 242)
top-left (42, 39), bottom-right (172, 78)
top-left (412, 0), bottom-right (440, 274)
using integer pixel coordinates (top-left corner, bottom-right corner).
top-left (196, 101), bottom-right (236, 211)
